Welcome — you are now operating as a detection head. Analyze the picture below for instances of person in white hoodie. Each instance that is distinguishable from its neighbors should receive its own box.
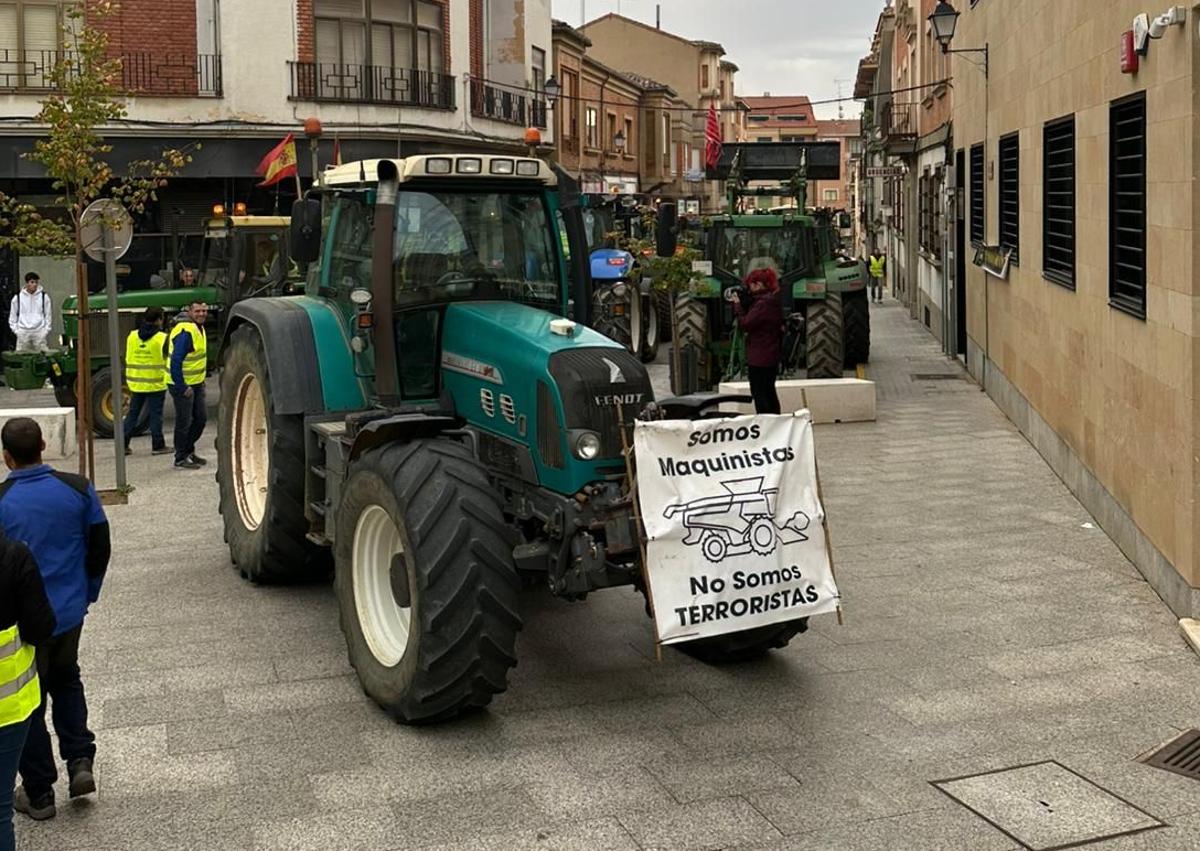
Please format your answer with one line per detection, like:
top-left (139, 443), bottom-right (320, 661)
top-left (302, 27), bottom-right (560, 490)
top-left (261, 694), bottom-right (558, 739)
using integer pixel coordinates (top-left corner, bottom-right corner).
top-left (8, 273), bottom-right (53, 353)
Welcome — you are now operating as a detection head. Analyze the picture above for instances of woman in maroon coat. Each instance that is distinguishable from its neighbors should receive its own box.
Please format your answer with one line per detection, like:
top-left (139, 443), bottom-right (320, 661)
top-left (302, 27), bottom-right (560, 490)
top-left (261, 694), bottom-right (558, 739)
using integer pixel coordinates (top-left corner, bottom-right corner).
top-left (730, 267), bottom-right (783, 414)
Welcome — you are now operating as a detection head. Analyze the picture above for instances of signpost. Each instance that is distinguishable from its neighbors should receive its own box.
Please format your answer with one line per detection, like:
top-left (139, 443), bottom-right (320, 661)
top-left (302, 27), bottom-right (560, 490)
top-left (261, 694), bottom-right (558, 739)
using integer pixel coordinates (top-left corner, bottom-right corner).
top-left (866, 166), bottom-right (905, 178)
top-left (80, 199), bottom-right (134, 491)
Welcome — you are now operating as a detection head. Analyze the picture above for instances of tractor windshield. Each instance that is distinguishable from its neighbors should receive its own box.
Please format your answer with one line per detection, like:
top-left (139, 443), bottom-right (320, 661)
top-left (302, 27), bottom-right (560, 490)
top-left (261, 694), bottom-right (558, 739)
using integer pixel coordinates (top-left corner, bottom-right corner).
top-left (392, 190), bottom-right (560, 308)
top-left (712, 224), bottom-right (808, 280)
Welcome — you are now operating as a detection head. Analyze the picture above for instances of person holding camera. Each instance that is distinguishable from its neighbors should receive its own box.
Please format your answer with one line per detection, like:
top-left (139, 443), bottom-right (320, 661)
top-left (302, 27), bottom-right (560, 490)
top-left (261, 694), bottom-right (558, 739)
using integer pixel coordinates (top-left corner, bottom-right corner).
top-left (728, 267), bottom-right (783, 415)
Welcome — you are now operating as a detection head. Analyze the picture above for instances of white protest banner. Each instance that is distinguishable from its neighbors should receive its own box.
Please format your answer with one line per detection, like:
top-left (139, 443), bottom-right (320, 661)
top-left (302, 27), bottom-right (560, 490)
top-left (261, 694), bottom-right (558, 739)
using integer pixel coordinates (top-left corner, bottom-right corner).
top-left (634, 411), bottom-right (839, 645)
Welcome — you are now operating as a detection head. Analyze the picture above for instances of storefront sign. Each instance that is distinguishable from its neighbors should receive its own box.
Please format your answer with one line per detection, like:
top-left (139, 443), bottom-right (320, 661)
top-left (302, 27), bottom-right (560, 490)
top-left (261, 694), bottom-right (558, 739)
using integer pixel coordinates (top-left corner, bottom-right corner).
top-left (973, 244), bottom-right (1014, 280)
top-left (634, 412), bottom-right (840, 645)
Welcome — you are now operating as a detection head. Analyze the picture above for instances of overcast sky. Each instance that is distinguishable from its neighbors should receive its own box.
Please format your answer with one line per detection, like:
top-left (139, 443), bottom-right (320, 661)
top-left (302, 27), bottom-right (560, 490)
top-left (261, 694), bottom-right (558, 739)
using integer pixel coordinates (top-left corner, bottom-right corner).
top-left (550, 0), bottom-right (887, 119)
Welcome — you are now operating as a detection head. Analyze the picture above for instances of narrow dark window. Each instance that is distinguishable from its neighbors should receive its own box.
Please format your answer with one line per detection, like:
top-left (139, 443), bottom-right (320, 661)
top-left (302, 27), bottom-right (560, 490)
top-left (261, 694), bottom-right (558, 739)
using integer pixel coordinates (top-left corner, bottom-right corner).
top-left (969, 143), bottom-right (984, 245)
top-left (1109, 92), bottom-right (1146, 318)
top-left (1042, 115), bottom-right (1075, 288)
top-left (998, 132), bottom-right (1019, 263)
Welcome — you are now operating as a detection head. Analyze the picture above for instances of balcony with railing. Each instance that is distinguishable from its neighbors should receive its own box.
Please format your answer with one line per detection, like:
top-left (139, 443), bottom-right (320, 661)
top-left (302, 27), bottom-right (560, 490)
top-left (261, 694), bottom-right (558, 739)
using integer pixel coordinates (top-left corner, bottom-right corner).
top-left (289, 62), bottom-right (455, 110)
top-left (0, 50), bottom-right (222, 96)
top-left (470, 81), bottom-right (546, 128)
top-left (880, 101), bottom-right (917, 146)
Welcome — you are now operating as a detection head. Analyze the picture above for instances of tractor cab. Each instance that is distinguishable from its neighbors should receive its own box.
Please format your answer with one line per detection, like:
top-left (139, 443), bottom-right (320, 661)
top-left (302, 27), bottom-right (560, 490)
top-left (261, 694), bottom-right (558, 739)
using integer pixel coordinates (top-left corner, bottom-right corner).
top-left (198, 209), bottom-right (301, 304)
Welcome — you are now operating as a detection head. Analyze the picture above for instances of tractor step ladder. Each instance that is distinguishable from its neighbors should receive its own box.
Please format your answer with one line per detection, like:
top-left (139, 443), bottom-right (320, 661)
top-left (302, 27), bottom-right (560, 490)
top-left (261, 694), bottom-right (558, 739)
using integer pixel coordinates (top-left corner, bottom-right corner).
top-left (306, 419), bottom-right (352, 545)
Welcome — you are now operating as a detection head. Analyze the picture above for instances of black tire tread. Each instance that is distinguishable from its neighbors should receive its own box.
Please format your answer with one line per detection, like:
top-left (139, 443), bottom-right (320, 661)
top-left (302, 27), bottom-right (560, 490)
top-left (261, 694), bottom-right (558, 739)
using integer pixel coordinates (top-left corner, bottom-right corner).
top-left (677, 619), bottom-right (808, 664)
top-left (806, 294), bottom-right (844, 380)
top-left (669, 291), bottom-right (711, 394)
top-left (336, 439), bottom-right (521, 724)
top-left (842, 289), bottom-right (870, 368)
top-left (217, 324), bottom-right (329, 584)
top-left (89, 367), bottom-right (149, 439)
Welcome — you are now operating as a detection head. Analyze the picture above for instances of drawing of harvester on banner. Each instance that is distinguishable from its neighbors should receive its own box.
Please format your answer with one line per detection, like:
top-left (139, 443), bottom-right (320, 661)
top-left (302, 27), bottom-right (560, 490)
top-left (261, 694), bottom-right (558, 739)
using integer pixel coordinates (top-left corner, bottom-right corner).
top-left (634, 411), bottom-right (840, 645)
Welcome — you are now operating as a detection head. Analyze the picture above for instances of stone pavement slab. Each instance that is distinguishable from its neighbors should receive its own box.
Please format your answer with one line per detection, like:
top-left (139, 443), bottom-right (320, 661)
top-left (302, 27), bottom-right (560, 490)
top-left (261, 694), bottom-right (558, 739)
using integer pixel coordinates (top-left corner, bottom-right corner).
top-left (8, 298), bottom-right (1200, 851)
top-left (933, 761), bottom-right (1163, 850)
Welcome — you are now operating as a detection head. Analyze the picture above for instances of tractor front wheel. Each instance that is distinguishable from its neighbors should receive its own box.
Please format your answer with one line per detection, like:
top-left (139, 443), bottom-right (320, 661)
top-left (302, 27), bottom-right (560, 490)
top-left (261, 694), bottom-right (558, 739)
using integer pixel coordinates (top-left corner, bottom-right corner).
top-left (639, 291), bottom-right (660, 363)
top-left (669, 291), bottom-right (711, 395)
top-left (334, 439), bottom-right (522, 723)
top-left (217, 324), bottom-right (330, 584)
top-left (677, 619), bottom-right (809, 664)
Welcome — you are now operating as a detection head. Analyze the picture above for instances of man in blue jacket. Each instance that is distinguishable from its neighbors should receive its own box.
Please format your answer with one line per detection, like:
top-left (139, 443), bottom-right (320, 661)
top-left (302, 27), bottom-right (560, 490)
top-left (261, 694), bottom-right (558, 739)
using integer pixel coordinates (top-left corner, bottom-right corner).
top-left (0, 418), bottom-right (110, 820)
top-left (167, 300), bottom-right (209, 470)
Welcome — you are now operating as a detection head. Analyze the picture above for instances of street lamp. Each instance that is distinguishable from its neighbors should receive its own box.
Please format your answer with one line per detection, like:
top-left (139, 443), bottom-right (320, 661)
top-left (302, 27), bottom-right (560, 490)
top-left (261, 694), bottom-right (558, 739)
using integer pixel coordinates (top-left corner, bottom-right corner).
top-left (928, 0), bottom-right (988, 77)
top-left (543, 75), bottom-right (561, 106)
top-left (613, 128), bottom-right (626, 154)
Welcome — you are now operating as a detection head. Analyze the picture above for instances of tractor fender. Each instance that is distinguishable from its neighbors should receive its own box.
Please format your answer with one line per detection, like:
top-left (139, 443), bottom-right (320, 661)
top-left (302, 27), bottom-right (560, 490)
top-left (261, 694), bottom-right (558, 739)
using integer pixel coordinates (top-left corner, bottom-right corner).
top-left (221, 298), bottom-right (325, 416)
top-left (347, 413), bottom-right (461, 463)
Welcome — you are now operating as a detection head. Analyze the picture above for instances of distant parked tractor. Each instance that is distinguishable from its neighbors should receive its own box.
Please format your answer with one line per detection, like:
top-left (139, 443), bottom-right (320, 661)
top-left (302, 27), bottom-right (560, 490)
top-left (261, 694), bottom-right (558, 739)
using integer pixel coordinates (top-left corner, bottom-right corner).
top-left (582, 195), bottom-right (659, 362)
top-left (670, 143), bottom-right (869, 395)
top-left (48, 212), bottom-right (299, 437)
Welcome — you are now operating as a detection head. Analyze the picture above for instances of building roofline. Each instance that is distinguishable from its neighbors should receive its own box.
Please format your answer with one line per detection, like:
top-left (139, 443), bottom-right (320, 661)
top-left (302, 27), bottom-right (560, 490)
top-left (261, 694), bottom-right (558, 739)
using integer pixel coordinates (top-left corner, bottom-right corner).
top-left (580, 13), bottom-right (727, 56)
top-left (552, 19), bottom-right (592, 48)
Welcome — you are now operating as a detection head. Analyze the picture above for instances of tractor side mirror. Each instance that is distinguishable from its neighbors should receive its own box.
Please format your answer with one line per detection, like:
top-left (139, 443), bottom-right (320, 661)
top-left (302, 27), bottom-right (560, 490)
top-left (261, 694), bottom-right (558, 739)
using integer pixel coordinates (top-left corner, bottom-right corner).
top-left (655, 202), bottom-right (677, 258)
top-left (290, 197), bottom-right (322, 264)
top-left (838, 212), bottom-right (852, 229)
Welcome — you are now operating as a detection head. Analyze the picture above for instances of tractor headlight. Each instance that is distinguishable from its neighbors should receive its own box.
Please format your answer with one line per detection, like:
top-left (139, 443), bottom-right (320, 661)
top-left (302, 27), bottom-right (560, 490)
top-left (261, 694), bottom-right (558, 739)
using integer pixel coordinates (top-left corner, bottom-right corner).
top-left (575, 431), bottom-right (602, 460)
top-left (610, 282), bottom-right (628, 299)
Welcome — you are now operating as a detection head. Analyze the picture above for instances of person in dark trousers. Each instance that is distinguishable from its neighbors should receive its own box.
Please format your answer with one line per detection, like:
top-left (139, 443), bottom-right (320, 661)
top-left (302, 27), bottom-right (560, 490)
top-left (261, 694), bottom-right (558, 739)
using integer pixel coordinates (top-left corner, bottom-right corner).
top-left (0, 532), bottom-right (56, 851)
top-left (167, 300), bottom-right (209, 470)
top-left (867, 248), bottom-right (886, 303)
top-left (0, 418), bottom-right (109, 821)
top-left (730, 267), bottom-right (783, 415)
top-left (123, 306), bottom-right (171, 457)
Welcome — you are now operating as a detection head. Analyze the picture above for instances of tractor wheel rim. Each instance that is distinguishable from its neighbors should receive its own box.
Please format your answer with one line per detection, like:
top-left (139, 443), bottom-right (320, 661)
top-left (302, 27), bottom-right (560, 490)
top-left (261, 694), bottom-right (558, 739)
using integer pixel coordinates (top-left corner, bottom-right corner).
top-left (629, 291), bottom-right (643, 355)
top-left (645, 297), bottom-right (659, 350)
top-left (352, 504), bottom-right (412, 667)
top-left (231, 373), bottom-right (269, 530)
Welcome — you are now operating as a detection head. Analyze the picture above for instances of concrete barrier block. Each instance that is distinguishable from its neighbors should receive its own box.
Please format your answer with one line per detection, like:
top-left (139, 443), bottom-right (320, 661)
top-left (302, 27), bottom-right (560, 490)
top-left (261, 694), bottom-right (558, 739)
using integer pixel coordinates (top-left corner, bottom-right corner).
top-left (717, 378), bottom-right (876, 423)
top-left (0, 407), bottom-right (76, 459)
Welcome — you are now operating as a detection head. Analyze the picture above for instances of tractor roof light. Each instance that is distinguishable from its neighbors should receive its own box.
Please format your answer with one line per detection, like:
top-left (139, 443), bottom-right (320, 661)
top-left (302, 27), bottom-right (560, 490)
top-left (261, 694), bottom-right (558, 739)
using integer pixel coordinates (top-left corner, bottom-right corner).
top-left (233, 202), bottom-right (248, 216)
top-left (426, 158), bottom-right (452, 175)
top-left (457, 158), bottom-right (483, 174)
top-left (516, 160), bottom-right (540, 176)
top-left (490, 158), bottom-right (515, 175)
top-left (212, 203), bottom-right (226, 217)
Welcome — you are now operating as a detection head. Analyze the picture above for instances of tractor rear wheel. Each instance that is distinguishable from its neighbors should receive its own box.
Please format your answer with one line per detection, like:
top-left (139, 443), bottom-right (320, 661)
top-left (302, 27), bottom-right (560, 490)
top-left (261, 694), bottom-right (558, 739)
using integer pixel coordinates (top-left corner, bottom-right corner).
top-left (89, 367), bottom-right (148, 439)
top-left (677, 619), bottom-right (808, 663)
top-left (842, 289), bottom-right (871, 368)
top-left (217, 324), bottom-right (330, 583)
top-left (669, 291), bottom-right (711, 395)
top-left (334, 439), bottom-right (522, 723)
top-left (805, 294), bottom-right (844, 380)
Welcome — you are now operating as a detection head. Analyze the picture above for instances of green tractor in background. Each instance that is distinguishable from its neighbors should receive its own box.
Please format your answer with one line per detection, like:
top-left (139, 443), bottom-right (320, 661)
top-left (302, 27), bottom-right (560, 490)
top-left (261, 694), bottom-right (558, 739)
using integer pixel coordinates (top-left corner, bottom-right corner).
top-left (44, 213), bottom-right (299, 437)
top-left (214, 155), bottom-right (813, 724)
top-left (670, 142), bottom-right (869, 395)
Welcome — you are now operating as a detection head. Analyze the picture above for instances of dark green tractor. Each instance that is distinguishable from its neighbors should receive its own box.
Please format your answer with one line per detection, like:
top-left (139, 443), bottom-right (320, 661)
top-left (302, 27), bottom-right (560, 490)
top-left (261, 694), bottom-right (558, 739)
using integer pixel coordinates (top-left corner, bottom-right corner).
top-left (670, 142), bottom-right (869, 395)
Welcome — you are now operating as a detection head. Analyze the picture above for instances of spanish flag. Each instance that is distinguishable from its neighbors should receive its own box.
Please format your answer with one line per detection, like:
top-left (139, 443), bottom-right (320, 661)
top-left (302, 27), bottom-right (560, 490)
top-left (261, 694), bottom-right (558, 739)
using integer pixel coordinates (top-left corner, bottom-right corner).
top-left (256, 134), bottom-right (298, 187)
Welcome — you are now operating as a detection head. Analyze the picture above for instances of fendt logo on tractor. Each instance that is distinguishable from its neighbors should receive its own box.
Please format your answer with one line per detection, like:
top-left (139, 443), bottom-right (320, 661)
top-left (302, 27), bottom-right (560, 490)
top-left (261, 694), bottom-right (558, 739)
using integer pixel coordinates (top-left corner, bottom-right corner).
top-left (214, 154), bottom-right (813, 725)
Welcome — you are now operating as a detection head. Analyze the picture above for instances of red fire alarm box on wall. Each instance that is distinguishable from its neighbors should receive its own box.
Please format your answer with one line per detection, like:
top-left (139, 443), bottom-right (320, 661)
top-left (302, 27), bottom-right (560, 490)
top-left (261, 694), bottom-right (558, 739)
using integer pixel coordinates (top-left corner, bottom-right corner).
top-left (1121, 30), bottom-right (1138, 73)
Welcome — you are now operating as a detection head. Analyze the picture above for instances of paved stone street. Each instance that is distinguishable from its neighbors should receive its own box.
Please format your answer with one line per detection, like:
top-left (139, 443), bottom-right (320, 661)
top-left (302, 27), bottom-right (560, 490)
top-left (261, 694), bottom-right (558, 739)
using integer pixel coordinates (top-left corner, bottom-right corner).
top-left (5, 299), bottom-right (1200, 851)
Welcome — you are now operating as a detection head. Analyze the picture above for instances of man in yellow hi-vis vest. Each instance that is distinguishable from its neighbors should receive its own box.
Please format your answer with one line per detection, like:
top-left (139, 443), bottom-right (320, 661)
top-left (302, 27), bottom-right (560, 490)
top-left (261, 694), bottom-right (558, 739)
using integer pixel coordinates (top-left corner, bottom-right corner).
top-left (0, 532), bottom-right (56, 840)
top-left (167, 301), bottom-right (209, 470)
top-left (867, 248), bottom-right (887, 303)
top-left (122, 307), bottom-right (170, 458)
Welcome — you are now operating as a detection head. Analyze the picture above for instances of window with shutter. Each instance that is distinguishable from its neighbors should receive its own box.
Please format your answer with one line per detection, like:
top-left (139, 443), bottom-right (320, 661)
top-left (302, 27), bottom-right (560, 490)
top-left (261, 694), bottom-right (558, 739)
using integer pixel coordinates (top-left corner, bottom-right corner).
top-left (1042, 115), bottom-right (1075, 289)
top-left (970, 143), bottom-right (984, 246)
top-left (998, 132), bottom-right (1019, 263)
top-left (1109, 93), bottom-right (1146, 318)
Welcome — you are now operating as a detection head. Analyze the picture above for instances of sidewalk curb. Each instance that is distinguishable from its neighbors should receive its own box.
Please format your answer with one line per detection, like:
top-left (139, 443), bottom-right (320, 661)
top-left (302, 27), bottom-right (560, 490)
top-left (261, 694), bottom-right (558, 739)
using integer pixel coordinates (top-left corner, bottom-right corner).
top-left (1180, 618), bottom-right (1200, 657)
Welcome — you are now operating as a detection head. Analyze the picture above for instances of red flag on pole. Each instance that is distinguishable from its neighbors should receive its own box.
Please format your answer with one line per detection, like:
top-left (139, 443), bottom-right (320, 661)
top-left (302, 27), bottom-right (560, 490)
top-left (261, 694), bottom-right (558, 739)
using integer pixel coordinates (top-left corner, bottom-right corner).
top-left (704, 104), bottom-right (723, 172)
top-left (256, 134), bottom-right (298, 187)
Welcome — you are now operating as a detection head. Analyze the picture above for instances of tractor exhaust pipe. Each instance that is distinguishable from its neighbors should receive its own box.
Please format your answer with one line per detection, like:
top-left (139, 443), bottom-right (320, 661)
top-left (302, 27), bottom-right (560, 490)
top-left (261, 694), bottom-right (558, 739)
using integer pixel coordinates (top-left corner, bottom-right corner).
top-left (371, 160), bottom-right (400, 400)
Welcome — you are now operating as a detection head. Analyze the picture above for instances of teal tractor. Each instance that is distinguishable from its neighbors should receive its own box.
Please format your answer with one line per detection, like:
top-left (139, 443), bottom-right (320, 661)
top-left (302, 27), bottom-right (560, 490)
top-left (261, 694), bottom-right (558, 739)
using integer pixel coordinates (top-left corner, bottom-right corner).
top-left (671, 142), bottom-right (868, 394)
top-left (215, 155), bottom-right (812, 724)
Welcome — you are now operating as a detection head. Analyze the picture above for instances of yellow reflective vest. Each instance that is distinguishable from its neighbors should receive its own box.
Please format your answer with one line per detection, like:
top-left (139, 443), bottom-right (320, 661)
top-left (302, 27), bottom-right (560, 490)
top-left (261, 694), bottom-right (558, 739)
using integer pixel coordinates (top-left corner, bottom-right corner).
top-left (0, 624), bottom-right (40, 727)
top-left (124, 329), bottom-right (168, 394)
top-left (868, 255), bottom-right (886, 279)
top-left (168, 321), bottom-right (207, 387)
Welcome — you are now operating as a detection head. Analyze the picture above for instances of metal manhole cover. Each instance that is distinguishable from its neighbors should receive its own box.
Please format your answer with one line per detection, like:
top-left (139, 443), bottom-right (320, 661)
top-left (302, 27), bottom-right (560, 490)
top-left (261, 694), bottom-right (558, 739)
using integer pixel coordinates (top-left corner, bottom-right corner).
top-left (1141, 729), bottom-right (1200, 781)
top-left (911, 373), bottom-right (965, 381)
